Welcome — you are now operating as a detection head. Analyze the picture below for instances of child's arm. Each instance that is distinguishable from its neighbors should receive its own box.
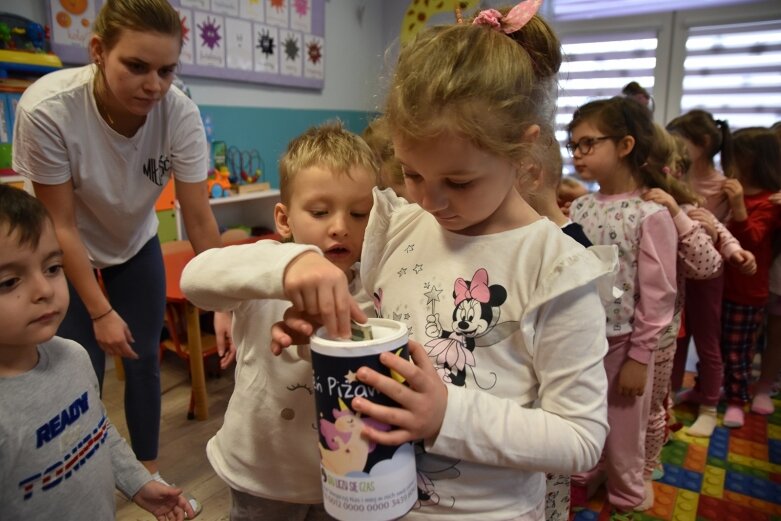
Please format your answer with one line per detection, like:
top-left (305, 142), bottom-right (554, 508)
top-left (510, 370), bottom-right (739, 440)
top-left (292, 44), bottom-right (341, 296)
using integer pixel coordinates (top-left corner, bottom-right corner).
top-left (622, 210), bottom-right (678, 396)
top-left (727, 197), bottom-right (780, 252)
top-left (674, 208), bottom-right (722, 280)
top-left (105, 407), bottom-right (194, 519)
top-left (352, 282), bottom-right (610, 474)
top-left (644, 190), bottom-right (722, 280)
top-left (131, 481), bottom-right (194, 520)
top-left (724, 178), bottom-right (748, 222)
top-left (181, 240), bottom-right (321, 310)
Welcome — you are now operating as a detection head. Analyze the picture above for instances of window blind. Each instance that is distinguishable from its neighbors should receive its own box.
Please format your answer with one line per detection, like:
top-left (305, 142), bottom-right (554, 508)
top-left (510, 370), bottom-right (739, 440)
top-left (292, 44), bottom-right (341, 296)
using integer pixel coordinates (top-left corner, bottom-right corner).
top-left (679, 19), bottom-right (781, 129)
top-left (557, 32), bottom-right (658, 175)
top-left (553, 0), bottom-right (758, 21)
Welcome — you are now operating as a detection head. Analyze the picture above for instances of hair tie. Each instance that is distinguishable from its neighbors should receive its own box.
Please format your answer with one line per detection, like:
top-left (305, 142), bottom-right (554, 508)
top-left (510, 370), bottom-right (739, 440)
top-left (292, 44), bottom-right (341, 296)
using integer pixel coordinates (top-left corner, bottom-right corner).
top-left (472, 0), bottom-right (542, 34)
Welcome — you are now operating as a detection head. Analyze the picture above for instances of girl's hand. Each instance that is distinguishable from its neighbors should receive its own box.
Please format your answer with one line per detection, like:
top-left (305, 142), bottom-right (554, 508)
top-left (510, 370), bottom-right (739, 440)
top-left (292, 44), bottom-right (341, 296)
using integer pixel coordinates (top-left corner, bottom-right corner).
top-left (769, 190), bottom-right (781, 206)
top-left (686, 208), bottom-right (718, 242)
top-left (723, 178), bottom-right (747, 216)
top-left (618, 359), bottom-right (647, 397)
top-left (93, 310), bottom-right (138, 359)
top-left (132, 480), bottom-right (194, 521)
top-left (728, 249), bottom-right (757, 275)
top-left (214, 311), bottom-right (236, 369)
top-left (352, 340), bottom-right (447, 445)
top-left (643, 188), bottom-right (680, 217)
top-left (283, 252), bottom-right (361, 339)
top-left (560, 200), bottom-right (572, 217)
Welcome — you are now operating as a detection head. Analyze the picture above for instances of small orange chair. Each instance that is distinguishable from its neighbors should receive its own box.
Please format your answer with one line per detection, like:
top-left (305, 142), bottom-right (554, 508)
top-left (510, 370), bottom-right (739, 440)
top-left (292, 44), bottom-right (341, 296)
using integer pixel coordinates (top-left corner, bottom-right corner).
top-left (159, 240), bottom-right (215, 420)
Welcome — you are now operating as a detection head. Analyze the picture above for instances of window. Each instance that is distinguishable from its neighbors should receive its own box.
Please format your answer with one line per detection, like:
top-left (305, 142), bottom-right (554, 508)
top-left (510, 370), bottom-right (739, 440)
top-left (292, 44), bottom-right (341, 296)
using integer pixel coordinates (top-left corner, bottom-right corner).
top-left (551, 0), bottom-right (758, 22)
top-left (679, 19), bottom-right (781, 129)
top-left (557, 31), bottom-right (659, 175)
top-left (551, 0), bottom-right (780, 182)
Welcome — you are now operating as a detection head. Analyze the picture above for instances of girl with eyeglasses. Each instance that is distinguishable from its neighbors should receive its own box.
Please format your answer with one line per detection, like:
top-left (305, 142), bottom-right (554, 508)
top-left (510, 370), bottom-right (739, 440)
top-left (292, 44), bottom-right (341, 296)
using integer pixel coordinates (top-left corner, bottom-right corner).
top-left (567, 96), bottom-right (678, 516)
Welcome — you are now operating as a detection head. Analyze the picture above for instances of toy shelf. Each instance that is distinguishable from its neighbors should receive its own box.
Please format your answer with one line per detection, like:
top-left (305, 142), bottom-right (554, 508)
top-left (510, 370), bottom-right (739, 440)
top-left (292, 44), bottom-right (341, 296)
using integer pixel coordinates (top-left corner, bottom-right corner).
top-left (174, 189), bottom-right (281, 240)
top-left (0, 50), bottom-right (62, 77)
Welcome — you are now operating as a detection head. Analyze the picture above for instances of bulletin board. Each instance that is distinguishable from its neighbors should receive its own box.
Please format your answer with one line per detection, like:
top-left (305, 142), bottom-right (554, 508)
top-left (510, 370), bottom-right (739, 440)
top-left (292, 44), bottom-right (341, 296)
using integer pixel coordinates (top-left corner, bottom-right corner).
top-left (48, 0), bottom-right (325, 89)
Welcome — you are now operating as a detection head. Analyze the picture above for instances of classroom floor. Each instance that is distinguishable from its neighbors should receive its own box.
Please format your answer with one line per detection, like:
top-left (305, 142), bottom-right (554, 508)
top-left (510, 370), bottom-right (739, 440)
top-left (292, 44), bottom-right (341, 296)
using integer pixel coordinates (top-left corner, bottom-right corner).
top-left (572, 397), bottom-right (781, 521)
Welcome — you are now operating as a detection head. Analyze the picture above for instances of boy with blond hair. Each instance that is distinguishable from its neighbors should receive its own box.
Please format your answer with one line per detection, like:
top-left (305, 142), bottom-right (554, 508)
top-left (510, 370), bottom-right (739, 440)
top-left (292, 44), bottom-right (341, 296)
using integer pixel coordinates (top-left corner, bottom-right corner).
top-left (180, 121), bottom-right (378, 520)
top-left (0, 185), bottom-right (194, 521)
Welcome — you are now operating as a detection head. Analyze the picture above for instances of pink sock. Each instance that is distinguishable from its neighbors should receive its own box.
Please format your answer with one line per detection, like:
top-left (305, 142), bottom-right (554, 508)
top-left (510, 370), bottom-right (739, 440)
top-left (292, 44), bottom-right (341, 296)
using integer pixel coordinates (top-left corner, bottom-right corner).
top-left (751, 393), bottom-right (774, 415)
top-left (723, 405), bottom-right (745, 428)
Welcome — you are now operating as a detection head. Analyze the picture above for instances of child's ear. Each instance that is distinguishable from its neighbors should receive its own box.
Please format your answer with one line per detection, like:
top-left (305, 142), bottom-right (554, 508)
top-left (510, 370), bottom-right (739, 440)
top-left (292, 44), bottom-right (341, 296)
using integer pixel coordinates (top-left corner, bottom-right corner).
top-left (522, 124), bottom-right (541, 143)
top-left (274, 202), bottom-right (293, 240)
top-left (617, 135), bottom-right (636, 159)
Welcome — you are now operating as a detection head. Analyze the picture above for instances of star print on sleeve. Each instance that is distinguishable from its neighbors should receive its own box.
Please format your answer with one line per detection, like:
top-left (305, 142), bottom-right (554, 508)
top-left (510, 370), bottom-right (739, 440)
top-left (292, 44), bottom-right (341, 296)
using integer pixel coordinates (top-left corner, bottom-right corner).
top-left (413, 264), bottom-right (423, 274)
top-left (404, 244), bottom-right (415, 253)
top-left (397, 267), bottom-right (407, 277)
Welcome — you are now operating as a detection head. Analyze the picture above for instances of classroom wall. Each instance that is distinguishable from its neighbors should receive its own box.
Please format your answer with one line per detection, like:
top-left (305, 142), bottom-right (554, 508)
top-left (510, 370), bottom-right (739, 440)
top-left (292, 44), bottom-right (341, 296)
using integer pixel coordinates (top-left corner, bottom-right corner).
top-left (4, 0), bottom-right (387, 186)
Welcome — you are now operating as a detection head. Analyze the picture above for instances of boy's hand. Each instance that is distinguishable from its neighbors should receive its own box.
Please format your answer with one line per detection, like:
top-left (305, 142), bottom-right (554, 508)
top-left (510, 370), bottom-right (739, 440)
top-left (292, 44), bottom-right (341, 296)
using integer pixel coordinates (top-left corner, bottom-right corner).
top-left (132, 480), bottom-right (195, 521)
top-left (93, 311), bottom-right (138, 360)
top-left (213, 311), bottom-right (236, 369)
top-left (686, 208), bottom-right (718, 242)
top-left (351, 340), bottom-right (448, 445)
top-left (618, 359), bottom-right (647, 397)
top-left (729, 249), bottom-right (757, 275)
top-left (643, 188), bottom-right (680, 217)
top-left (283, 252), bottom-right (356, 339)
top-left (270, 303), bottom-right (367, 355)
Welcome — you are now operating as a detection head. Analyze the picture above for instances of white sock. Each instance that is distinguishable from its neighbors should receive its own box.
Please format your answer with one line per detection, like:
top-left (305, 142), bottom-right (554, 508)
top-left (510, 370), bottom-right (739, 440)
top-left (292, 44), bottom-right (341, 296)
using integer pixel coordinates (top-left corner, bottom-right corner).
top-left (687, 405), bottom-right (718, 437)
top-left (635, 480), bottom-right (655, 511)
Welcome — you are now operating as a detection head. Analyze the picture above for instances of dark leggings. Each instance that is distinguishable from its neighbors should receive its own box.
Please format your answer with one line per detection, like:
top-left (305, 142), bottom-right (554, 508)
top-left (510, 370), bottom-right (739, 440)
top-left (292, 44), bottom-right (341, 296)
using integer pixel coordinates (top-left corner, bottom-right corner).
top-left (58, 237), bottom-right (165, 461)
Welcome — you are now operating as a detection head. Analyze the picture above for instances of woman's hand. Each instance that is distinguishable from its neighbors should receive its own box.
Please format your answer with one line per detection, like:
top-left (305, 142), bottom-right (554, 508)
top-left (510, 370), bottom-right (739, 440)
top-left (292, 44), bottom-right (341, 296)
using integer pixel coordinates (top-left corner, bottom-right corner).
top-left (643, 188), bottom-right (680, 217)
top-left (213, 311), bottom-right (236, 368)
top-left (92, 309), bottom-right (138, 359)
top-left (351, 340), bottom-right (448, 445)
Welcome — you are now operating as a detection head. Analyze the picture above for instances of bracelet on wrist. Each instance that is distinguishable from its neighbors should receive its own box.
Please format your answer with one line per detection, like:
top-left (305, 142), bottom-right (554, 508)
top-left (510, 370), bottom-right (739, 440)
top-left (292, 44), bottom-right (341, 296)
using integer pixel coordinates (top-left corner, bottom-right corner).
top-left (91, 307), bottom-right (113, 321)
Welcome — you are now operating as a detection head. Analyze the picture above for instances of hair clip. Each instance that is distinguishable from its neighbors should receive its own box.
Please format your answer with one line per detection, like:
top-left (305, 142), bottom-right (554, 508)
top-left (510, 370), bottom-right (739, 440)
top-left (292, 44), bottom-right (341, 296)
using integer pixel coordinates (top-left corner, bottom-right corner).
top-left (473, 0), bottom-right (542, 34)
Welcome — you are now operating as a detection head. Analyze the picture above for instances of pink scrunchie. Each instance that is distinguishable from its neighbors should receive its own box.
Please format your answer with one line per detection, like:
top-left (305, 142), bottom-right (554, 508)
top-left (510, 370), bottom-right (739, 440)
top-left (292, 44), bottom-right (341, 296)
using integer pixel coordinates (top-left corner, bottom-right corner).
top-left (472, 0), bottom-right (542, 34)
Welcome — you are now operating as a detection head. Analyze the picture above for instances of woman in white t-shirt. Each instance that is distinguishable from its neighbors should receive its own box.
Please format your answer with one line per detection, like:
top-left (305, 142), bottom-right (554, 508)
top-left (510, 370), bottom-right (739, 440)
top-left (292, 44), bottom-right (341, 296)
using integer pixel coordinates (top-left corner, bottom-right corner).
top-left (12, 0), bottom-right (232, 507)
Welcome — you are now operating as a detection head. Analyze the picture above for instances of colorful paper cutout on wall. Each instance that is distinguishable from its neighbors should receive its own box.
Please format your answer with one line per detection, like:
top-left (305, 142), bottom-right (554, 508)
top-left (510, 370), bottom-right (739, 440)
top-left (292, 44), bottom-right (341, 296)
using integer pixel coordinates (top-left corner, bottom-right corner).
top-left (401, 0), bottom-right (480, 44)
top-left (48, 0), bottom-right (325, 90)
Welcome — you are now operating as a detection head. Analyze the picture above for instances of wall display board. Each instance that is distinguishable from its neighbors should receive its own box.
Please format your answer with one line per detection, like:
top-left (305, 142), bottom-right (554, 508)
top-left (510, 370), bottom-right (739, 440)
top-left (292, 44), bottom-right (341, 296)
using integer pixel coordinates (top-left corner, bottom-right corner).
top-left (48, 0), bottom-right (325, 89)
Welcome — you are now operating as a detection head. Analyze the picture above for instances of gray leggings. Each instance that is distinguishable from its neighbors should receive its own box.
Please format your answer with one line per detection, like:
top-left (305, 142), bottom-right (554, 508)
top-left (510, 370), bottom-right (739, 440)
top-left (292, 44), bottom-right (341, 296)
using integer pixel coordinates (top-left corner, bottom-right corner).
top-left (230, 489), bottom-right (336, 521)
top-left (58, 237), bottom-right (165, 461)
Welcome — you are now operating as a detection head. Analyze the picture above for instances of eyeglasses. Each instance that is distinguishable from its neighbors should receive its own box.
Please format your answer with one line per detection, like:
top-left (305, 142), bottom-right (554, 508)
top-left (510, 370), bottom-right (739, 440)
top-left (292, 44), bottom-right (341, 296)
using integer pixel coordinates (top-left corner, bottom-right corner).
top-left (565, 136), bottom-right (619, 156)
